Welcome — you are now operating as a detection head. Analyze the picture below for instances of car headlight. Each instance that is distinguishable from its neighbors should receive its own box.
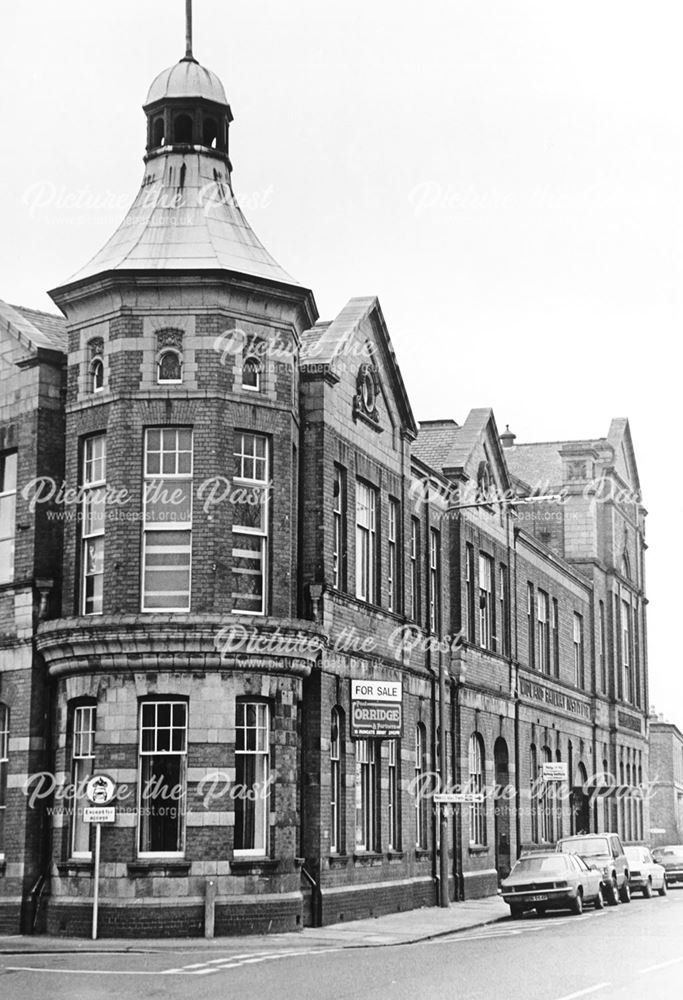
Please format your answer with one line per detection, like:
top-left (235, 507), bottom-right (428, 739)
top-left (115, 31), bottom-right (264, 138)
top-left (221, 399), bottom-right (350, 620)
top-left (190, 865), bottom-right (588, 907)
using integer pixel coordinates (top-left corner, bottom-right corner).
top-left (602, 866), bottom-right (611, 878)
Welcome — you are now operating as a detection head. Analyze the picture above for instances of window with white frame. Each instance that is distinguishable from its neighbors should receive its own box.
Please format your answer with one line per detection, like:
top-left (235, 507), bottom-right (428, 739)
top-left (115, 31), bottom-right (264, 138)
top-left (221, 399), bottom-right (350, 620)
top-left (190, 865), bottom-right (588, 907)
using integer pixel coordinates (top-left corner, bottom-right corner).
top-left (355, 480), bottom-right (377, 604)
top-left (138, 700), bottom-right (187, 855)
top-left (142, 428), bottom-right (193, 611)
top-left (415, 723), bottom-right (428, 849)
top-left (234, 701), bottom-right (270, 855)
top-left (410, 517), bottom-right (420, 622)
top-left (429, 528), bottom-right (440, 632)
top-left (0, 704), bottom-right (8, 857)
top-left (330, 707), bottom-right (343, 854)
top-left (537, 590), bottom-right (550, 674)
top-left (388, 498), bottom-right (400, 612)
top-left (468, 733), bottom-right (486, 846)
top-left (232, 432), bottom-right (269, 615)
top-left (478, 553), bottom-right (494, 651)
top-left (242, 353), bottom-right (261, 391)
top-left (71, 705), bottom-right (96, 857)
top-left (355, 738), bottom-right (378, 851)
top-left (81, 435), bottom-right (106, 615)
top-left (573, 612), bottom-right (585, 689)
top-left (387, 738), bottom-right (400, 851)
top-left (91, 357), bottom-right (104, 393)
top-left (0, 452), bottom-right (18, 585)
top-left (332, 466), bottom-right (347, 591)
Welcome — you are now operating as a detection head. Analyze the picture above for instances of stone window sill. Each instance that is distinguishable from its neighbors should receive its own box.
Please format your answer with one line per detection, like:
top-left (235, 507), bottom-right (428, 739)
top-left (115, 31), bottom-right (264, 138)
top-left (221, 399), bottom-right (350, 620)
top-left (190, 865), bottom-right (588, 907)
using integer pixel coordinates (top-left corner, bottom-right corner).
top-left (353, 852), bottom-right (383, 866)
top-left (127, 860), bottom-right (191, 878)
top-left (468, 845), bottom-right (489, 856)
top-left (327, 854), bottom-right (350, 869)
top-left (57, 860), bottom-right (94, 876)
top-left (230, 858), bottom-right (279, 876)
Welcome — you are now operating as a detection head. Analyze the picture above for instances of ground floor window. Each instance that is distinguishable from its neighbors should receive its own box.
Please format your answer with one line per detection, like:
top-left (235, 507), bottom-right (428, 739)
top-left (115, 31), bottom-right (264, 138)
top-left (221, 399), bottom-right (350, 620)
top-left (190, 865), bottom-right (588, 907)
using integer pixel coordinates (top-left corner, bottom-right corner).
top-left (355, 738), bottom-right (378, 851)
top-left (387, 738), bottom-right (400, 851)
top-left (138, 700), bottom-right (187, 856)
top-left (234, 701), bottom-right (270, 855)
top-left (71, 704), bottom-right (96, 857)
top-left (0, 704), bottom-right (8, 857)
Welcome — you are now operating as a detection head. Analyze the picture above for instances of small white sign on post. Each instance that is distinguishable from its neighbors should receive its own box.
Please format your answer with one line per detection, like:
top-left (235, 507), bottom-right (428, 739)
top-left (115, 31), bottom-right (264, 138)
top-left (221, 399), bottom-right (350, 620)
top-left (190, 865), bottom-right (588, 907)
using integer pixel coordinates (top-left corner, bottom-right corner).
top-left (85, 773), bottom-right (117, 941)
top-left (433, 792), bottom-right (485, 804)
top-left (542, 762), bottom-right (568, 782)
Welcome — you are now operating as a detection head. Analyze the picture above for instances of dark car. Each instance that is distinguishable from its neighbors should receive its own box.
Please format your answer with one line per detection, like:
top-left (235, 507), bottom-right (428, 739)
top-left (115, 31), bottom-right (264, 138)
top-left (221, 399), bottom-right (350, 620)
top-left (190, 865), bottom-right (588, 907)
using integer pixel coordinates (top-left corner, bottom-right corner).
top-left (556, 833), bottom-right (630, 905)
top-left (500, 851), bottom-right (604, 918)
top-left (652, 845), bottom-right (683, 886)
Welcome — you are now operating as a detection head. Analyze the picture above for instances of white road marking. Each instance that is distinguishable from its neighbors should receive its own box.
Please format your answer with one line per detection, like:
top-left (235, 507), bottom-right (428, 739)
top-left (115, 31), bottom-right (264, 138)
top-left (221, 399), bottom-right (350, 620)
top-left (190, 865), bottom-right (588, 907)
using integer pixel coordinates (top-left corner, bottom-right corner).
top-left (550, 984), bottom-right (611, 1000)
top-left (638, 955), bottom-right (683, 974)
top-left (6, 946), bottom-right (343, 978)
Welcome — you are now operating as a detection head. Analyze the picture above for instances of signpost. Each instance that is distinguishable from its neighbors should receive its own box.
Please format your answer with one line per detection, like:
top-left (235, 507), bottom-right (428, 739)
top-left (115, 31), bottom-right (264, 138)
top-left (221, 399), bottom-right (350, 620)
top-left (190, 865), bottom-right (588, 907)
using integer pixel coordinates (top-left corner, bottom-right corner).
top-left (542, 762), bottom-right (568, 782)
top-left (350, 680), bottom-right (402, 738)
top-left (434, 792), bottom-right (485, 804)
top-left (84, 774), bottom-right (116, 940)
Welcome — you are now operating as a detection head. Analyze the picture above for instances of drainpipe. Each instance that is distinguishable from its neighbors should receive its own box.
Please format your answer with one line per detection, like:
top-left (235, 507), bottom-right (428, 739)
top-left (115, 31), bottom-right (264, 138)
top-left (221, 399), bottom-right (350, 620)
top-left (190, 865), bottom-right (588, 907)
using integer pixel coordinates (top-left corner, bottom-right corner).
top-left (512, 523), bottom-right (522, 858)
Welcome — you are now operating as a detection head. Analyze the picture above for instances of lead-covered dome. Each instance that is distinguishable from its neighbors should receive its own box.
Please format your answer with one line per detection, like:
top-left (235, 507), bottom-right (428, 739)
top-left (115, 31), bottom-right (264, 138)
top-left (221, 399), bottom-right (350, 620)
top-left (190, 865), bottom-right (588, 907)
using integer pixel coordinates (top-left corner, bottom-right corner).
top-left (146, 57), bottom-right (228, 106)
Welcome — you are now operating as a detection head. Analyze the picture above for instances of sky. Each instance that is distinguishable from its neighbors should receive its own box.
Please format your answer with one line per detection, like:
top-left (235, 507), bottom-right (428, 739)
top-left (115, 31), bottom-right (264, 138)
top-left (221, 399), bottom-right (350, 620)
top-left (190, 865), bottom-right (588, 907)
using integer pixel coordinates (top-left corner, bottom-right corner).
top-left (1, 1), bottom-right (681, 723)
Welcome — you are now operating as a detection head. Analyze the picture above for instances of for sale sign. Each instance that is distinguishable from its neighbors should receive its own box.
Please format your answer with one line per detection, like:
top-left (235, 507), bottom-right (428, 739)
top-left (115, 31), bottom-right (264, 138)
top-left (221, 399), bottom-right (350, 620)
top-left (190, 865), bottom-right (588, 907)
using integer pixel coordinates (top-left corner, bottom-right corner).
top-left (351, 679), bottom-right (402, 738)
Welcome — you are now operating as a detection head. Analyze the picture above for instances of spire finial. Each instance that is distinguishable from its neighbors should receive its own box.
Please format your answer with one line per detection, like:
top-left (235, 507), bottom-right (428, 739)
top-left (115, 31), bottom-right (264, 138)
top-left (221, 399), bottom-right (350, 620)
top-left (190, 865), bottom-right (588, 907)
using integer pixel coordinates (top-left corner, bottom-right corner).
top-left (185, 0), bottom-right (193, 59)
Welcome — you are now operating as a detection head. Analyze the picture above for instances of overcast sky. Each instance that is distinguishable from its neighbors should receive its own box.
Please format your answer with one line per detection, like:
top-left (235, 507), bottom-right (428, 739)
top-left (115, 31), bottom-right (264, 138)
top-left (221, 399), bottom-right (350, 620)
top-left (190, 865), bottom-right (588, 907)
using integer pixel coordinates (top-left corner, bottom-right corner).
top-left (1, 1), bottom-right (680, 725)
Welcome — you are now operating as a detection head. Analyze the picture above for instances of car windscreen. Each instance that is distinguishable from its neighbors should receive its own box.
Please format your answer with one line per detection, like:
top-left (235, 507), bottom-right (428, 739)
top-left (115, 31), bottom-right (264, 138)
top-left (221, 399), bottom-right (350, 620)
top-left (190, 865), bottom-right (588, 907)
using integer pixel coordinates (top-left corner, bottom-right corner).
top-left (511, 856), bottom-right (569, 875)
top-left (558, 838), bottom-right (610, 857)
top-left (624, 848), bottom-right (645, 863)
top-left (656, 847), bottom-right (683, 858)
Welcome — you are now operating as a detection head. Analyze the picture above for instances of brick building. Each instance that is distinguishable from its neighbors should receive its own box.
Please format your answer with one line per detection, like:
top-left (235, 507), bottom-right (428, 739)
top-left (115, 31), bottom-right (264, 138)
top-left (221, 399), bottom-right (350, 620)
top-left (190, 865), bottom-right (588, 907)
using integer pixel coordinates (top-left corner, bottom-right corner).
top-left (648, 717), bottom-right (683, 846)
top-left (0, 22), bottom-right (650, 935)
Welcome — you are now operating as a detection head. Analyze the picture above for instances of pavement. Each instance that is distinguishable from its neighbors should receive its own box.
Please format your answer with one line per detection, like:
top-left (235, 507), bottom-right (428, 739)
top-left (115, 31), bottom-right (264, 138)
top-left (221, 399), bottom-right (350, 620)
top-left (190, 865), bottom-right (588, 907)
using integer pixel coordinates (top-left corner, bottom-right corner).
top-left (0, 893), bottom-right (508, 954)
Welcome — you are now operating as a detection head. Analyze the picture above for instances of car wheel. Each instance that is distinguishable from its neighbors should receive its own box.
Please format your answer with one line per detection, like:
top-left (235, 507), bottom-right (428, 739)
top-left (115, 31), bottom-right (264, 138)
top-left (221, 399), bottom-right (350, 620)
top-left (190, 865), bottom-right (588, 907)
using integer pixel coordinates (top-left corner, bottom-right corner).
top-left (643, 879), bottom-right (653, 899)
top-left (510, 905), bottom-right (523, 920)
top-left (619, 880), bottom-right (631, 904)
top-left (605, 878), bottom-right (619, 906)
top-left (571, 890), bottom-right (583, 915)
top-left (658, 880), bottom-right (667, 897)
top-left (594, 887), bottom-right (605, 910)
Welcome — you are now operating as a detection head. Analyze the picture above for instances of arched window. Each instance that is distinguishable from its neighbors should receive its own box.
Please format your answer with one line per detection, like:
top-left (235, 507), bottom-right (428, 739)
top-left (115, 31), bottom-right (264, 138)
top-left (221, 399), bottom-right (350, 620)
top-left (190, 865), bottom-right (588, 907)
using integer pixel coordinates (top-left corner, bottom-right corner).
top-left (330, 707), bottom-right (344, 854)
top-left (174, 113), bottom-right (193, 144)
top-left (415, 723), bottom-right (428, 849)
top-left (203, 117), bottom-right (218, 148)
top-left (468, 733), bottom-right (486, 846)
top-left (90, 357), bottom-right (104, 393)
top-left (157, 349), bottom-right (182, 384)
top-left (242, 355), bottom-right (261, 391)
top-left (153, 116), bottom-right (165, 147)
top-left (0, 704), bottom-right (8, 857)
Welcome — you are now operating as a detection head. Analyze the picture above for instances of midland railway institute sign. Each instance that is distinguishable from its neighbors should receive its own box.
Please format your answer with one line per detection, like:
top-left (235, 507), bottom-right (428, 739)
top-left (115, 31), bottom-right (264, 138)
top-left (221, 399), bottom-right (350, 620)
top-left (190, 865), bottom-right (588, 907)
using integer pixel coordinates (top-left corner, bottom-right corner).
top-left (351, 680), bottom-right (403, 738)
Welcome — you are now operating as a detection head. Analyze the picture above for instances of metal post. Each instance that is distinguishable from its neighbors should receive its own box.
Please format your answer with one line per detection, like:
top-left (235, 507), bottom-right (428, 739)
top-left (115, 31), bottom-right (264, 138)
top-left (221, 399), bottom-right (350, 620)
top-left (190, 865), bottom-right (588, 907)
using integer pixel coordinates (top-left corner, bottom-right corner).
top-left (204, 879), bottom-right (216, 939)
top-left (91, 822), bottom-right (101, 940)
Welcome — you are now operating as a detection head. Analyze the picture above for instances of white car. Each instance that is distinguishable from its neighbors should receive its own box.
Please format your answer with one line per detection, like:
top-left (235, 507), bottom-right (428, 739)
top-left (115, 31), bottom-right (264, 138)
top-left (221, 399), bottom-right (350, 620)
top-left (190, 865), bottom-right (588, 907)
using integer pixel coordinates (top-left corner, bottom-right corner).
top-left (624, 845), bottom-right (667, 897)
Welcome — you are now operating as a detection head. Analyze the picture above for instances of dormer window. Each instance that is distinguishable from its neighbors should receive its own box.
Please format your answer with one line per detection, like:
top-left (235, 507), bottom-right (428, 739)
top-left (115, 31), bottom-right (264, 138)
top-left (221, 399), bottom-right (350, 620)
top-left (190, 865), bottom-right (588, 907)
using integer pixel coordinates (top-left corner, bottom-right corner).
top-left (158, 349), bottom-right (183, 384)
top-left (242, 355), bottom-right (261, 391)
top-left (91, 358), bottom-right (104, 393)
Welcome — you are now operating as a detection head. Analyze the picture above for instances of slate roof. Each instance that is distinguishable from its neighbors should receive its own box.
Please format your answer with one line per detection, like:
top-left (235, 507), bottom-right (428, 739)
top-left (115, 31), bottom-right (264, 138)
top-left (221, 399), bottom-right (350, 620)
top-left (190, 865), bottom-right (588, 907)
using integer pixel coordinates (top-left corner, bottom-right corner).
top-left (0, 299), bottom-right (67, 354)
top-left (54, 153), bottom-right (301, 291)
top-left (412, 420), bottom-right (461, 472)
top-left (505, 439), bottom-right (603, 490)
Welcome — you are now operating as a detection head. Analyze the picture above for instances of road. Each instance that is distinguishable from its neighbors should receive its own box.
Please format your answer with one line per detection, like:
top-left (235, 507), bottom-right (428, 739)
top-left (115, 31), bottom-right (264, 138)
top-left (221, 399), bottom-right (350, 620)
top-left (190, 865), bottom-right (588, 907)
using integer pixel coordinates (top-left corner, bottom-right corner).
top-left (2, 890), bottom-right (682, 1000)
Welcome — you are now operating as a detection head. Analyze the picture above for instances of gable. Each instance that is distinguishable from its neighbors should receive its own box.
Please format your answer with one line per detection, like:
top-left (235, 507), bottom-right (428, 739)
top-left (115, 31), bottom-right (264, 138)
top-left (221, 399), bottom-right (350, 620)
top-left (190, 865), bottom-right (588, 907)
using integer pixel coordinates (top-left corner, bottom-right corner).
top-left (607, 418), bottom-right (641, 493)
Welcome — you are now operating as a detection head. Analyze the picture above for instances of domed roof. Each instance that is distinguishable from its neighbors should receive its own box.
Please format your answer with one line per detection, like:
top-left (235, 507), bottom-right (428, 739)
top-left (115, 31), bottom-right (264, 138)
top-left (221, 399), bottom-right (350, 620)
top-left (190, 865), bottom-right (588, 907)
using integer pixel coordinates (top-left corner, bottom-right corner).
top-left (146, 58), bottom-right (228, 106)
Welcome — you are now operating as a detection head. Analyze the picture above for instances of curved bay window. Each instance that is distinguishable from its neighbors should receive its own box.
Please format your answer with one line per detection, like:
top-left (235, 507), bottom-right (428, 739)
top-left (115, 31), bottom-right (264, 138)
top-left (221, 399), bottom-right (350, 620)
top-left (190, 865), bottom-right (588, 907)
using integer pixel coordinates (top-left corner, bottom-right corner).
top-left (232, 433), bottom-right (269, 615)
top-left (70, 704), bottom-right (96, 857)
top-left (234, 701), bottom-right (270, 856)
top-left (468, 733), bottom-right (486, 846)
top-left (138, 700), bottom-right (187, 856)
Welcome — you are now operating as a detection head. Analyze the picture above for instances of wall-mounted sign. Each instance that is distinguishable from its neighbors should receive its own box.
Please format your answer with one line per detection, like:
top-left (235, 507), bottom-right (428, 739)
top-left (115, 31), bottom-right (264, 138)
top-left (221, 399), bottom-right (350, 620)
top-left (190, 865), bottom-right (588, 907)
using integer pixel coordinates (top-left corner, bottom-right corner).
top-left (85, 773), bottom-right (116, 805)
top-left (351, 679), bottom-right (402, 738)
top-left (84, 806), bottom-right (116, 824)
top-left (434, 792), bottom-right (485, 804)
top-left (542, 762), bottom-right (568, 782)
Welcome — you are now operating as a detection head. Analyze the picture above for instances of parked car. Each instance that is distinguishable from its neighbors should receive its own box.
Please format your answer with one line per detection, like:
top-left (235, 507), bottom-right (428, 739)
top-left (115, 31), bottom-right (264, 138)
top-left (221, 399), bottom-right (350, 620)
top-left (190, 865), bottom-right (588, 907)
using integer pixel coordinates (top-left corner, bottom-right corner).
top-left (651, 845), bottom-right (683, 886)
top-left (624, 845), bottom-right (667, 897)
top-left (556, 833), bottom-right (630, 905)
top-left (501, 851), bottom-right (604, 918)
